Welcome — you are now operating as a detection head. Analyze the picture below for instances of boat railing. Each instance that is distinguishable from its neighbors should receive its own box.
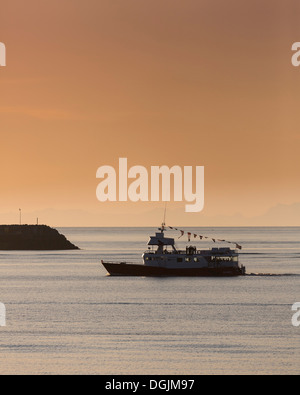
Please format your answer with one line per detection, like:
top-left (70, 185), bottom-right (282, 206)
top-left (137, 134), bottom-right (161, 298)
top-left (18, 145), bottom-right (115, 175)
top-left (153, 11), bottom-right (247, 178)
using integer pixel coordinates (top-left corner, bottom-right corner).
top-left (144, 249), bottom-right (238, 256)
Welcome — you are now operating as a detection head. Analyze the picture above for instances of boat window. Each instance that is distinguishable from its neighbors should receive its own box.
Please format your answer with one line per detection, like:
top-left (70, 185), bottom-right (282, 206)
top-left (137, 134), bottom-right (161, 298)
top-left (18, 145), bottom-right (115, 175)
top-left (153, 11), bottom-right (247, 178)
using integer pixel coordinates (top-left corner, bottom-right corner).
top-left (177, 258), bottom-right (183, 263)
top-left (185, 257), bottom-right (191, 262)
top-left (194, 257), bottom-right (198, 262)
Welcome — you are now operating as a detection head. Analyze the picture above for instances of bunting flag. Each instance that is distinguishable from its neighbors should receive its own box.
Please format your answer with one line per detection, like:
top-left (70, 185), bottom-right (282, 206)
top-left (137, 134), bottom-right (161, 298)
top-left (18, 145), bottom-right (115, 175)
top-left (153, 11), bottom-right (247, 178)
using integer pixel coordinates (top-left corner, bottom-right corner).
top-left (167, 226), bottom-right (242, 250)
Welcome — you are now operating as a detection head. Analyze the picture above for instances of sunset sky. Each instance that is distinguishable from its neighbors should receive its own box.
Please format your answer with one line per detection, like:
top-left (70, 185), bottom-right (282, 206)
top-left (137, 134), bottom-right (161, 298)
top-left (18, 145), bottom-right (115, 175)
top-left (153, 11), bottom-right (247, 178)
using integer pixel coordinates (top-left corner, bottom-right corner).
top-left (1, 0), bottom-right (300, 226)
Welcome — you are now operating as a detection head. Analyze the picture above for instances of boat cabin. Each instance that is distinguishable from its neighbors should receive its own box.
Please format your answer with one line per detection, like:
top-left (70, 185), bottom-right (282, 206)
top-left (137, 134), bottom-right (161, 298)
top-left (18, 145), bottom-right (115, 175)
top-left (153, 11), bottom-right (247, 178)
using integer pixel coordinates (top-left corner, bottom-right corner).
top-left (147, 231), bottom-right (177, 254)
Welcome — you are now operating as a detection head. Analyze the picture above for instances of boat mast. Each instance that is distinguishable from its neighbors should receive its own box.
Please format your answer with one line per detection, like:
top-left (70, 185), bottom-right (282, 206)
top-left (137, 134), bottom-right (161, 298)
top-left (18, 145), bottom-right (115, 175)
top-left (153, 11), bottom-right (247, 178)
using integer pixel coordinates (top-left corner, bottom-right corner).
top-left (161, 202), bottom-right (167, 232)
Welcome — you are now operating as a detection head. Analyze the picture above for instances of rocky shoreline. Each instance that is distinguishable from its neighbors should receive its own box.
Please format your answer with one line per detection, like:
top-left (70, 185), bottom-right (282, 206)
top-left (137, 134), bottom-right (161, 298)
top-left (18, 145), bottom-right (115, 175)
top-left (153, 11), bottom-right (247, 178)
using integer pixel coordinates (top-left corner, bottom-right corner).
top-left (0, 225), bottom-right (79, 250)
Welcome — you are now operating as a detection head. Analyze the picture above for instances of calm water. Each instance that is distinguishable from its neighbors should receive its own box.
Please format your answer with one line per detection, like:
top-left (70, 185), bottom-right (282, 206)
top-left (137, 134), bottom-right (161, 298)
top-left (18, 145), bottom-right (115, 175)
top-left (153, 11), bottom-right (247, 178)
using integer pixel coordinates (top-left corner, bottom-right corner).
top-left (0, 227), bottom-right (299, 375)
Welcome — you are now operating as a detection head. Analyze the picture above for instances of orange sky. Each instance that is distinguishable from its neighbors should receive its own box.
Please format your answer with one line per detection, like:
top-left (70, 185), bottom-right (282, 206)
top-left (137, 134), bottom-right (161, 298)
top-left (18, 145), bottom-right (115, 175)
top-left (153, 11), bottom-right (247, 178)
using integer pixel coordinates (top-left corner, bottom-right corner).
top-left (1, 0), bottom-right (300, 226)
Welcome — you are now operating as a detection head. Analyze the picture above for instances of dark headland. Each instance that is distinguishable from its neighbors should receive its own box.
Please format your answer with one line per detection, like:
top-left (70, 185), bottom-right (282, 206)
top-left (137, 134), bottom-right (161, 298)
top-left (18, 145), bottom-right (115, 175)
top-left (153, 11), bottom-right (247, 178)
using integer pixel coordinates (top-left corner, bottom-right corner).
top-left (0, 225), bottom-right (79, 250)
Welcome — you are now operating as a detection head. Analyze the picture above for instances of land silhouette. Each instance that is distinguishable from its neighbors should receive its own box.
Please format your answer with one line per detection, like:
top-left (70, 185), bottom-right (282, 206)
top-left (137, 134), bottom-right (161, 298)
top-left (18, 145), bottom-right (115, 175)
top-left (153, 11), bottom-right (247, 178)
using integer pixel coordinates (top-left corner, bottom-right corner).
top-left (0, 225), bottom-right (79, 250)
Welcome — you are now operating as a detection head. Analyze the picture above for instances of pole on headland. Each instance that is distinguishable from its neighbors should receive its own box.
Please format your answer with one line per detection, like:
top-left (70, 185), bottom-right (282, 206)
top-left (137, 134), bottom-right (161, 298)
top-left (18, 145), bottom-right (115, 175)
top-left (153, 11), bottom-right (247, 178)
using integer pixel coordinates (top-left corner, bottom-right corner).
top-left (19, 208), bottom-right (21, 225)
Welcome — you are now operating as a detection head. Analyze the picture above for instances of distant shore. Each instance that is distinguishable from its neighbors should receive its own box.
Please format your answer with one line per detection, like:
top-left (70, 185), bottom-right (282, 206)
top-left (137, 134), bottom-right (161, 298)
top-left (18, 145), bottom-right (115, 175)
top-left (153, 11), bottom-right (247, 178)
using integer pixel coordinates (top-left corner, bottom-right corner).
top-left (0, 225), bottom-right (79, 250)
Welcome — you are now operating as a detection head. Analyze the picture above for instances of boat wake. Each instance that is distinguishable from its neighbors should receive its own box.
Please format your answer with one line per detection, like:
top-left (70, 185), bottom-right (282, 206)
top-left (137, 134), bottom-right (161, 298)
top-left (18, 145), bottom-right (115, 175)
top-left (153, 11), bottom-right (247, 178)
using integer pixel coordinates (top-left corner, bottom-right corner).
top-left (246, 273), bottom-right (300, 277)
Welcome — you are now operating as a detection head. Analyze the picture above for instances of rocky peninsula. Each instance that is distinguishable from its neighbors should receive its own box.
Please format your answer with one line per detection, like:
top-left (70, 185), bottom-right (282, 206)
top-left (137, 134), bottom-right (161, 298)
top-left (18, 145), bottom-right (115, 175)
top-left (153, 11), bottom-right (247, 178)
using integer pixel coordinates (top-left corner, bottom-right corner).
top-left (0, 225), bottom-right (79, 250)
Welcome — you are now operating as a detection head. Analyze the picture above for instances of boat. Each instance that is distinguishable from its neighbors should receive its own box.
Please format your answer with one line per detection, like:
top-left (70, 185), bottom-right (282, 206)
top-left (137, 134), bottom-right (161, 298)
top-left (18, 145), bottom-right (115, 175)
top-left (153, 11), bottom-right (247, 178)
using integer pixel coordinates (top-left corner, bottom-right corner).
top-left (101, 225), bottom-right (246, 277)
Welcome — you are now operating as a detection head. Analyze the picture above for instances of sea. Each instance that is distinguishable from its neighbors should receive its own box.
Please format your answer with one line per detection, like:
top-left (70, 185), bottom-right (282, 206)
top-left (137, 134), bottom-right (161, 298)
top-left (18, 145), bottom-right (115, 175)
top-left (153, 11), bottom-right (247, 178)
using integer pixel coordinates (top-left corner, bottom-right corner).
top-left (0, 227), bottom-right (299, 375)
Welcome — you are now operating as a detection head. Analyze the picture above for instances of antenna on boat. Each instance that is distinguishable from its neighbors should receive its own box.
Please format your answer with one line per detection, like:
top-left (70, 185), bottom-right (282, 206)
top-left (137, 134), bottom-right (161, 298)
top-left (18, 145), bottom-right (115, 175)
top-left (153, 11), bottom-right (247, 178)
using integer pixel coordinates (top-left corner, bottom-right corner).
top-left (161, 202), bottom-right (167, 231)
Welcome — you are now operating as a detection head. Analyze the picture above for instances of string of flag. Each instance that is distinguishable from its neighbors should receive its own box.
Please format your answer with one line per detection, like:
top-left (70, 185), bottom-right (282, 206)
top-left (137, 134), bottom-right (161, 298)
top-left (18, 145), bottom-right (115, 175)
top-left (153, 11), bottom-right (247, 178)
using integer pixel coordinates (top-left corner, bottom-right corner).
top-left (167, 226), bottom-right (242, 250)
